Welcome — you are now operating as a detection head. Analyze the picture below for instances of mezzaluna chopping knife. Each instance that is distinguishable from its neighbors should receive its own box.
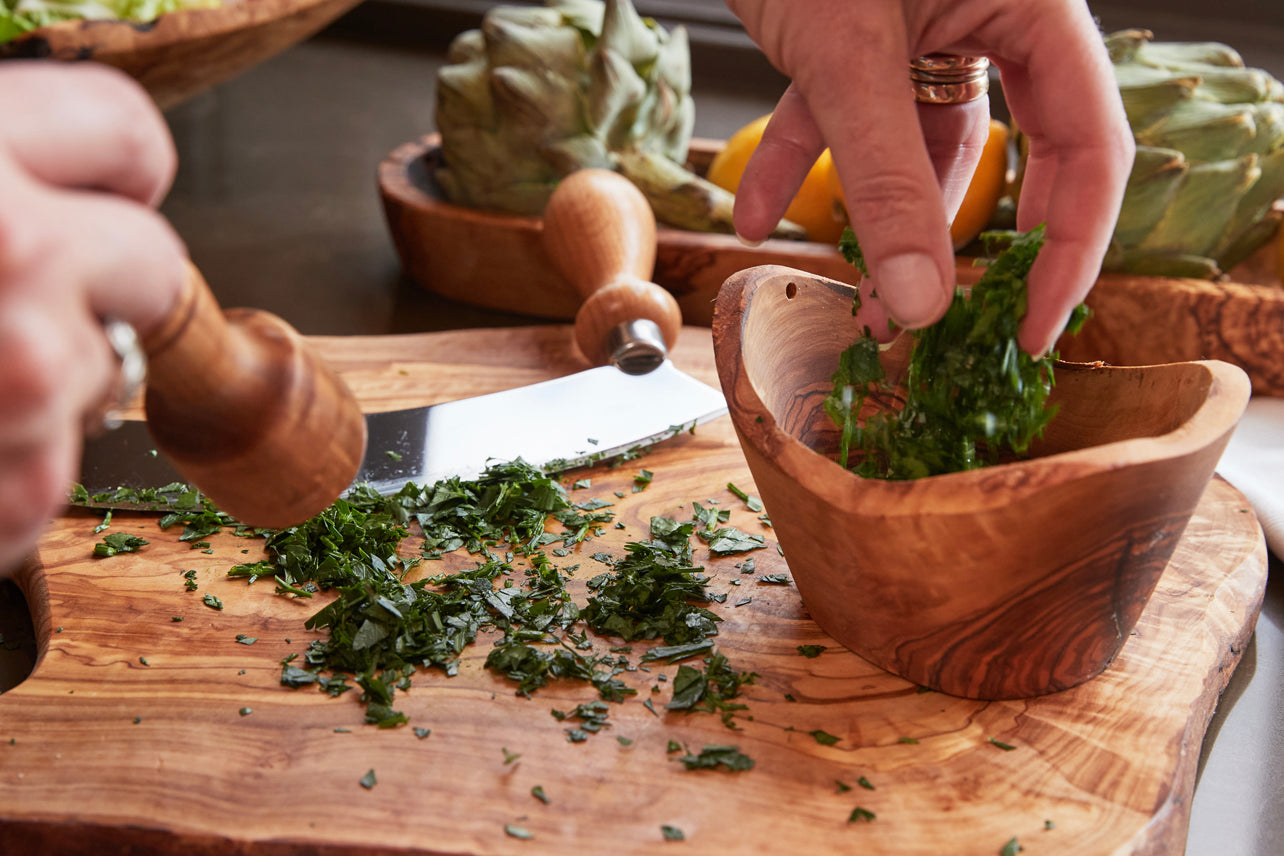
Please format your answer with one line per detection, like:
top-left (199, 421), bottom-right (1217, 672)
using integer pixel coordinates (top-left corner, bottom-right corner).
top-left (77, 169), bottom-right (727, 526)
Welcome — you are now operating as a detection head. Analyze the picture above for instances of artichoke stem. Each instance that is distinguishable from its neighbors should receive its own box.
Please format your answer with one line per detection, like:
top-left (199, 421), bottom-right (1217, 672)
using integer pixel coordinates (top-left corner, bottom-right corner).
top-left (615, 146), bottom-right (809, 240)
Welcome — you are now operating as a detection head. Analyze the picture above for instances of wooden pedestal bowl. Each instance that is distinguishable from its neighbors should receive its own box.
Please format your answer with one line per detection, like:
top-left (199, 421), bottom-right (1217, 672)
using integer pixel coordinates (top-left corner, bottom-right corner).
top-left (0, 0), bottom-right (362, 109)
top-left (712, 265), bottom-right (1252, 700)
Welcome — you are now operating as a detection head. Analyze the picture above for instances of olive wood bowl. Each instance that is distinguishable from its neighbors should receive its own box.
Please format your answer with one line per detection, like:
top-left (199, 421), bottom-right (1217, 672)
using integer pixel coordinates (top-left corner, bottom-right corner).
top-left (712, 264), bottom-right (1252, 700)
top-left (380, 134), bottom-right (1284, 395)
top-left (0, 0), bottom-right (362, 109)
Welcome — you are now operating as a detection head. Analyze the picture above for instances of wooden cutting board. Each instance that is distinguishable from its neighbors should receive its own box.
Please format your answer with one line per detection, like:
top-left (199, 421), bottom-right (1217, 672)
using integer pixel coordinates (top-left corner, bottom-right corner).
top-left (0, 325), bottom-right (1267, 856)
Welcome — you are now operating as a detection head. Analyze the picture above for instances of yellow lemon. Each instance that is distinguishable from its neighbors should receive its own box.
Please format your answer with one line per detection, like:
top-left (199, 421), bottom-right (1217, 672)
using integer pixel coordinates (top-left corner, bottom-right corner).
top-left (823, 118), bottom-right (1011, 251)
top-left (706, 114), bottom-right (847, 245)
top-left (950, 119), bottom-right (1010, 250)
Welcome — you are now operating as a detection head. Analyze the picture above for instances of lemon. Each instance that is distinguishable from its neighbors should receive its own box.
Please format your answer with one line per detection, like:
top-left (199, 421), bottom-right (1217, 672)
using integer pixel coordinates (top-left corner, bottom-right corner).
top-left (712, 114), bottom-right (1008, 249)
top-left (950, 119), bottom-right (1010, 250)
top-left (824, 118), bottom-right (1010, 252)
top-left (706, 114), bottom-right (847, 245)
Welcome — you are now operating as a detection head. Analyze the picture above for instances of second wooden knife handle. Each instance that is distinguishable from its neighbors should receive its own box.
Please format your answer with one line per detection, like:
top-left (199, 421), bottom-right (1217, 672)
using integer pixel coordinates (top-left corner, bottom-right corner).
top-left (140, 262), bottom-right (367, 528)
top-left (541, 169), bottom-right (682, 367)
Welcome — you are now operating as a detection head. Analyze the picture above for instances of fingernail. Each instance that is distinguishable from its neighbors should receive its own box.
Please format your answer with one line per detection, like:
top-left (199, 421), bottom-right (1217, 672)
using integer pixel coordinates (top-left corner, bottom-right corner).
top-left (875, 253), bottom-right (950, 328)
top-left (735, 231), bottom-right (765, 248)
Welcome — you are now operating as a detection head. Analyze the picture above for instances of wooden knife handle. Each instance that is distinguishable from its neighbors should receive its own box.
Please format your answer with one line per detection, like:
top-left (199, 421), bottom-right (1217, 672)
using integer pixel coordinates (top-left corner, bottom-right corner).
top-left (139, 261), bottom-right (367, 528)
top-left (541, 168), bottom-right (682, 370)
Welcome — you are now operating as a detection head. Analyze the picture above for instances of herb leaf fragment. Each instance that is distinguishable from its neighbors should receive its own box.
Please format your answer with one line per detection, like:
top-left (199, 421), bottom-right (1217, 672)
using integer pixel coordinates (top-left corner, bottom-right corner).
top-left (676, 744), bottom-right (754, 772)
top-left (93, 532), bottom-right (149, 558)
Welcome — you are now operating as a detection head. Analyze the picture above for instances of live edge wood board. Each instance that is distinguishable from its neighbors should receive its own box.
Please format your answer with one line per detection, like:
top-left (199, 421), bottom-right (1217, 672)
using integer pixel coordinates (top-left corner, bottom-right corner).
top-left (0, 326), bottom-right (1268, 855)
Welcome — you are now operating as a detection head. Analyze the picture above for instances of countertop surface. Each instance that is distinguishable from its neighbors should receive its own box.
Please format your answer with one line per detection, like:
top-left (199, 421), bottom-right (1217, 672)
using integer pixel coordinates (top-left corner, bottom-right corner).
top-left (3, 3), bottom-right (1283, 853)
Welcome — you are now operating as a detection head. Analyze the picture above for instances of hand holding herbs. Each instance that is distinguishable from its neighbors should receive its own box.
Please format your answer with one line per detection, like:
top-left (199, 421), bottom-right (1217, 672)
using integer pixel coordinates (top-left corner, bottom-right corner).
top-left (723, 0), bottom-right (1131, 354)
top-left (825, 227), bottom-right (1088, 479)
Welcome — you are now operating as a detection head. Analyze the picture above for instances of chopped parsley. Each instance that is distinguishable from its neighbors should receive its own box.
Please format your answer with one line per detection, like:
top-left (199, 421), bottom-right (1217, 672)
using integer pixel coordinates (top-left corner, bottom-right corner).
top-left (551, 701), bottom-right (611, 741)
top-left (93, 532), bottom-right (148, 558)
top-left (664, 653), bottom-right (756, 727)
top-left (826, 226), bottom-right (1088, 478)
top-left (97, 459), bottom-right (769, 768)
top-left (676, 744), bottom-right (754, 772)
top-left (726, 482), bottom-right (763, 513)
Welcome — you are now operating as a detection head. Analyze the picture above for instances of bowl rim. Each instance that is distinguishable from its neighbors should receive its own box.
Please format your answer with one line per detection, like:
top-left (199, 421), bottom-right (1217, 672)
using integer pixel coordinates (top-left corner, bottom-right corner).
top-left (713, 263), bottom-right (1254, 517)
top-left (1, 0), bottom-right (356, 58)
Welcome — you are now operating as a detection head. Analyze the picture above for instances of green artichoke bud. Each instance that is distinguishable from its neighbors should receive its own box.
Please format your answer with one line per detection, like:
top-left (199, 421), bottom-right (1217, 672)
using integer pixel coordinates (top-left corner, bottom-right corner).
top-left (1103, 29), bottom-right (1284, 278)
top-left (434, 0), bottom-right (806, 238)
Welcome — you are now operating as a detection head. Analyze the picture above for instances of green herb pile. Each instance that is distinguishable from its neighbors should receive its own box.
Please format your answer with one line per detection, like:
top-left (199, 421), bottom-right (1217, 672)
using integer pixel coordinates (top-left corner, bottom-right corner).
top-left (824, 226), bottom-right (1088, 479)
top-left (204, 460), bottom-right (763, 732)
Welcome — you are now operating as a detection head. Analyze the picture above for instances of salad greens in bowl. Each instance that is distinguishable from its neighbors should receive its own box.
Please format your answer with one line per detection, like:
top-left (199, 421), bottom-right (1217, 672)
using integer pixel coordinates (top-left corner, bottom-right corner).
top-left (1, 0), bottom-right (220, 44)
top-left (0, 0), bottom-right (361, 108)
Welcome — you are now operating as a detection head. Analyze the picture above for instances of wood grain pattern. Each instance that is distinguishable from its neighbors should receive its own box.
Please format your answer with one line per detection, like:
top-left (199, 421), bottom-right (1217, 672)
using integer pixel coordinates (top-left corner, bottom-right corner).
top-left (0, 325), bottom-right (1267, 855)
top-left (136, 263), bottom-right (365, 529)
top-left (0, 0), bottom-right (362, 108)
top-left (378, 135), bottom-right (1284, 396)
top-left (541, 169), bottom-right (682, 369)
top-left (1057, 263), bottom-right (1284, 397)
top-left (713, 265), bottom-right (1252, 700)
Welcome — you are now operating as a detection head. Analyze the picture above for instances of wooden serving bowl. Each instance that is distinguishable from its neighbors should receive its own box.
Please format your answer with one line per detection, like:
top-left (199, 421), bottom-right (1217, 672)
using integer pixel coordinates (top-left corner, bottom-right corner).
top-left (378, 133), bottom-right (858, 326)
top-left (0, 0), bottom-right (362, 109)
top-left (712, 264), bottom-right (1252, 700)
top-left (381, 134), bottom-right (1284, 396)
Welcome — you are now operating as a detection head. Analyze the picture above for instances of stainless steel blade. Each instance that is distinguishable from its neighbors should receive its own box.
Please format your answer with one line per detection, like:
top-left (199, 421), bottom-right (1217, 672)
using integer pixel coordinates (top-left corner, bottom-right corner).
top-left (76, 360), bottom-right (727, 510)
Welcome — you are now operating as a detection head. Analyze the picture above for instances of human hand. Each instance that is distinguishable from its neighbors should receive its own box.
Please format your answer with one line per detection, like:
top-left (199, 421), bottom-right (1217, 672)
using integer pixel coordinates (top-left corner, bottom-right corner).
top-left (0, 62), bottom-right (186, 575)
top-left (723, 0), bottom-right (1134, 355)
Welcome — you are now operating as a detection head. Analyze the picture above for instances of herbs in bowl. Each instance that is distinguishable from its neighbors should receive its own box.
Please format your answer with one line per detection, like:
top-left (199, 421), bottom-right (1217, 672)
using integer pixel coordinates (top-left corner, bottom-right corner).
top-left (711, 236), bottom-right (1250, 700)
top-left (824, 226), bottom-right (1088, 479)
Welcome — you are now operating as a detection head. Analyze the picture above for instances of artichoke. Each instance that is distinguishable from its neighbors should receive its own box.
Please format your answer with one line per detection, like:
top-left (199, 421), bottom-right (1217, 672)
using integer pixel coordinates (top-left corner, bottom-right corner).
top-left (1103, 28), bottom-right (1284, 278)
top-left (434, 0), bottom-right (804, 237)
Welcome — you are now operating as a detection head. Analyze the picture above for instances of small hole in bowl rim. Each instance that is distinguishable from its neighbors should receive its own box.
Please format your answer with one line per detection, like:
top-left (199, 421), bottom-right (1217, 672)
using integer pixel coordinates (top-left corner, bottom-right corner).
top-left (784, 282), bottom-right (798, 300)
